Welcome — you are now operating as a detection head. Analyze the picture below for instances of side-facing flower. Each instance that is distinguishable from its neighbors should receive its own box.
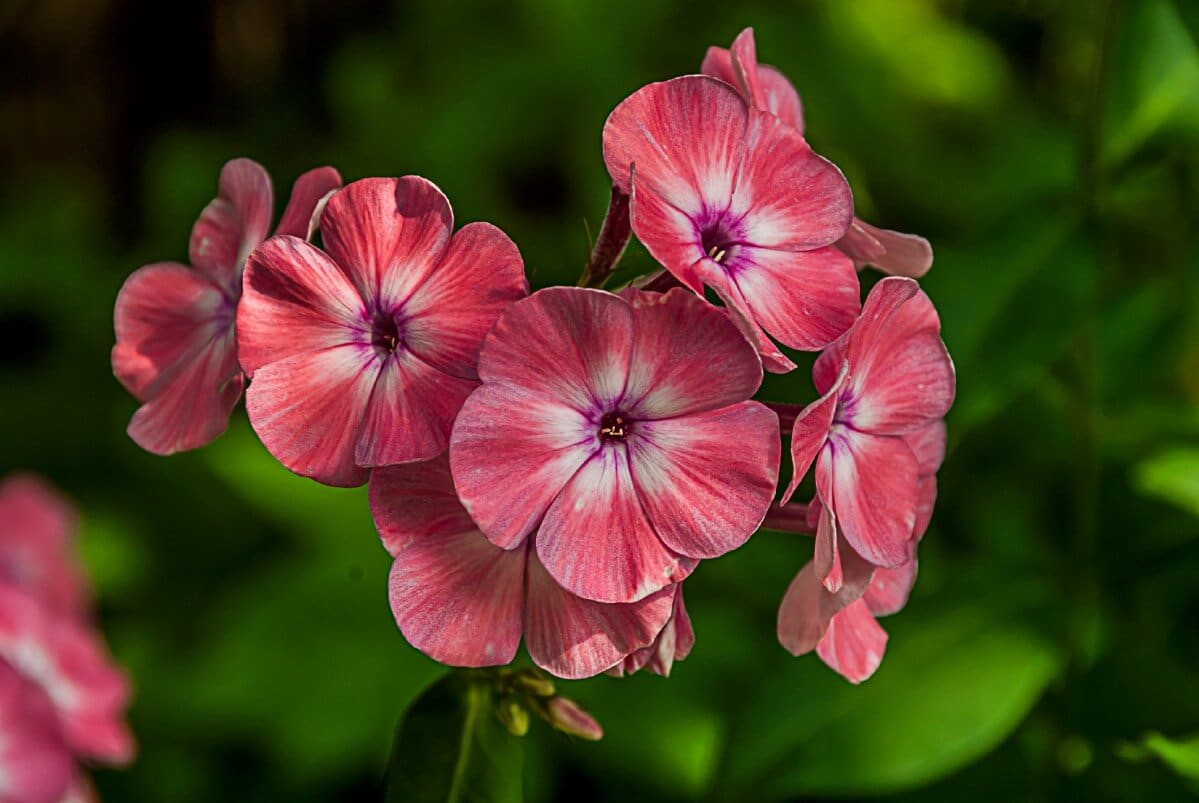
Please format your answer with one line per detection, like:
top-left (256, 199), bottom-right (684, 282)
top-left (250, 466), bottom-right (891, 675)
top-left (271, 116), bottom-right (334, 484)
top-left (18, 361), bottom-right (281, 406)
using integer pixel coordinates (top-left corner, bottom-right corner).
top-left (370, 455), bottom-right (675, 679)
top-left (112, 158), bottom-right (341, 455)
top-left (0, 658), bottom-right (74, 803)
top-left (238, 176), bottom-right (528, 486)
top-left (701, 27), bottom-right (934, 278)
top-left (602, 75), bottom-right (859, 371)
top-left (0, 473), bottom-right (88, 619)
top-left (451, 287), bottom-right (780, 604)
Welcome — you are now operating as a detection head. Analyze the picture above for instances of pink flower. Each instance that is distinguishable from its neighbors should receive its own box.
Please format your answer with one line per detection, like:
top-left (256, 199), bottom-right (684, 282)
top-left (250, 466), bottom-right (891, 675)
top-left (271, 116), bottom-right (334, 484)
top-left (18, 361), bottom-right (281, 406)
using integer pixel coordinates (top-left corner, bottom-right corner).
top-left (0, 658), bottom-right (73, 803)
top-left (702, 28), bottom-right (934, 278)
top-left (370, 456), bottom-right (676, 679)
top-left (450, 286), bottom-right (780, 604)
top-left (0, 474), bottom-right (88, 619)
top-left (238, 177), bottom-right (528, 487)
top-left (783, 277), bottom-right (954, 575)
top-left (608, 588), bottom-right (694, 678)
top-left (602, 74), bottom-right (859, 372)
top-left (113, 158), bottom-right (341, 455)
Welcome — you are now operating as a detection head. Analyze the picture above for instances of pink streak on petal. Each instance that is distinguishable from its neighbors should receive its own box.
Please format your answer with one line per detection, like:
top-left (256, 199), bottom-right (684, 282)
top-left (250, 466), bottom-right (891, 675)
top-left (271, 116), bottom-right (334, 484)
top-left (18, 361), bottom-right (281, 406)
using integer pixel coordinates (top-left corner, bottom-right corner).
top-left (273, 166), bottom-right (343, 239)
top-left (629, 402), bottom-right (779, 559)
top-left (477, 287), bottom-right (634, 412)
top-left (188, 158), bottom-right (273, 289)
top-left (319, 177), bottom-right (453, 307)
top-left (238, 235), bottom-right (368, 377)
top-left (816, 598), bottom-right (888, 683)
top-left (244, 345), bottom-right (379, 487)
top-left (623, 287), bottom-right (762, 419)
top-left (781, 361), bottom-right (847, 504)
top-left (369, 456), bottom-right (477, 556)
top-left (388, 531), bottom-right (524, 668)
top-left (524, 554), bottom-right (674, 679)
top-left (536, 447), bottom-right (688, 604)
top-left (450, 383), bottom-right (593, 550)
top-left (839, 218), bottom-right (933, 278)
top-left (864, 559), bottom-right (918, 617)
top-left (403, 221), bottom-right (529, 381)
top-left (828, 430), bottom-right (919, 568)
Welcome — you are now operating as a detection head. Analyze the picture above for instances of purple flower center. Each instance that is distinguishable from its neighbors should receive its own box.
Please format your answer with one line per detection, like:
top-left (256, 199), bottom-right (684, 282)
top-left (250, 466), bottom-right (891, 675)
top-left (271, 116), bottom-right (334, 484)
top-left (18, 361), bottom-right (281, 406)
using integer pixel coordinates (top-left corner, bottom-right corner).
top-left (371, 312), bottom-right (403, 356)
top-left (599, 411), bottom-right (632, 443)
top-left (696, 211), bottom-right (747, 269)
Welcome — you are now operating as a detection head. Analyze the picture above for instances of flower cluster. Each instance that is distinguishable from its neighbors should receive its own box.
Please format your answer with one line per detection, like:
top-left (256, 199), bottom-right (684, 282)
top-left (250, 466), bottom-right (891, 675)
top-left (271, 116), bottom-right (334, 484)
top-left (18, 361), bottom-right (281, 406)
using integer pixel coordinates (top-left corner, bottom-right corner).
top-left (0, 474), bottom-right (134, 803)
top-left (111, 27), bottom-right (953, 686)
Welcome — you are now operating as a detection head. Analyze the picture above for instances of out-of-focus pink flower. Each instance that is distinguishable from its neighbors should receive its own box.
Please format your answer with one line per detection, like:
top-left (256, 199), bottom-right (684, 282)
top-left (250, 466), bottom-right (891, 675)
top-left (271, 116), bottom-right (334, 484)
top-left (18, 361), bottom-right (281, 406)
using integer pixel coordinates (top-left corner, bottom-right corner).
top-left (608, 587), bottom-right (694, 678)
top-left (702, 28), bottom-right (933, 278)
top-left (238, 177), bottom-right (528, 487)
top-left (0, 658), bottom-right (73, 803)
top-left (602, 75), bottom-right (859, 371)
top-left (0, 583), bottom-right (134, 766)
top-left (113, 159), bottom-right (341, 456)
top-left (451, 287), bottom-right (780, 604)
top-left (370, 456), bottom-right (675, 679)
top-left (0, 474), bottom-right (88, 619)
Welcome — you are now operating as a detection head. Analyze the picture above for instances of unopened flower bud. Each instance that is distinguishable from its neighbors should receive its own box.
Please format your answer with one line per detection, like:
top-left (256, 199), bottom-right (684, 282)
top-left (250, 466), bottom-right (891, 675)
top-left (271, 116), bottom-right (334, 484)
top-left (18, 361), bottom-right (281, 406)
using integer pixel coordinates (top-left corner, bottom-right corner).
top-left (545, 697), bottom-right (603, 741)
top-left (496, 698), bottom-right (529, 737)
top-left (510, 670), bottom-right (556, 698)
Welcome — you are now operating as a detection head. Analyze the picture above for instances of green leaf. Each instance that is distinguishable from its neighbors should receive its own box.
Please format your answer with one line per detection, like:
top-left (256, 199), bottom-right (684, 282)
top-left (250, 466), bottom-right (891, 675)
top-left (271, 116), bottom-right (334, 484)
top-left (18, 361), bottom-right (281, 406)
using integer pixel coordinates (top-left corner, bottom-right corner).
top-left (719, 601), bottom-right (1061, 799)
top-left (1134, 448), bottom-right (1199, 520)
top-left (1120, 731), bottom-right (1199, 782)
top-left (386, 672), bottom-right (524, 803)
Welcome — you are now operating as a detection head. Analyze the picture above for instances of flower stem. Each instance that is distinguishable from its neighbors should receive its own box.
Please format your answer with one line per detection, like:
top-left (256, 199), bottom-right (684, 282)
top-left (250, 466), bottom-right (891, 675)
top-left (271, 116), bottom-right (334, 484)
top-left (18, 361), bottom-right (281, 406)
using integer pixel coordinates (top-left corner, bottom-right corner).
top-left (579, 186), bottom-right (631, 289)
top-left (761, 502), bottom-right (812, 534)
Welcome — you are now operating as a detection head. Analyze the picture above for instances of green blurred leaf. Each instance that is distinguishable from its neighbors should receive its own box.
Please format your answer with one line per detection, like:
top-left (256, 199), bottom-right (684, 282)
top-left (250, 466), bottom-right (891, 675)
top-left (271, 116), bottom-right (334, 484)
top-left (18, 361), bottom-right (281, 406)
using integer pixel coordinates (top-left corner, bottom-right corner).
top-left (1133, 448), bottom-right (1199, 520)
top-left (386, 672), bottom-right (524, 803)
top-left (1119, 731), bottom-right (1199, 782)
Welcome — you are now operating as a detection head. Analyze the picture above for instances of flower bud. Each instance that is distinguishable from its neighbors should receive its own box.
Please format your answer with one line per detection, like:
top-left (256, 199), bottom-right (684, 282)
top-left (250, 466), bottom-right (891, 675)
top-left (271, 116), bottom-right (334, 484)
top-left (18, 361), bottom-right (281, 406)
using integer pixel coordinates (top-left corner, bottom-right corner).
top-left (496, 697), bottom-right (529, 737)
top-left (510, 670), bottom-right (555, 698)
top-left (545, 697), bottom-right (603, 741)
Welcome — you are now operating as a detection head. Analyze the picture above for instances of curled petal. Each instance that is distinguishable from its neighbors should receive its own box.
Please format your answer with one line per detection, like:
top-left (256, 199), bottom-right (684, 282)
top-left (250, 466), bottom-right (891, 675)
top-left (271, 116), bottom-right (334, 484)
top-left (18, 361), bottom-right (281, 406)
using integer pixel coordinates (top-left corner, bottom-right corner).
top-left (615, 586), bottom-right (695, 677)
top-left (273, 166), bottom-right (343, 239)
top-left (781, 361), bottom-right (847, 504)
top-left (838, 218), bottom-right (933, 278)
top-left (702, 30), bottom-right (804, 132)
top-left (188, 158), bottom-right (273, 289)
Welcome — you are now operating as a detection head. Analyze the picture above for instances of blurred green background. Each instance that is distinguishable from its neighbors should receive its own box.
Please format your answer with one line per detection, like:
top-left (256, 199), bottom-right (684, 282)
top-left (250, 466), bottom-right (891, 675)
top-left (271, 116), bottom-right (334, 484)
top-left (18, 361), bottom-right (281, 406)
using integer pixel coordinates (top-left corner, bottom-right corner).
top-left (3, 0), bottom-right (1199, 799)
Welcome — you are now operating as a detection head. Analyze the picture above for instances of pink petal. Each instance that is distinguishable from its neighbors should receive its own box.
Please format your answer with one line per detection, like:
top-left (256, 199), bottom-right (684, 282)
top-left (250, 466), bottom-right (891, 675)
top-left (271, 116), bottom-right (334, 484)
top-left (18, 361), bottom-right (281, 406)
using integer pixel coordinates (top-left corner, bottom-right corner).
top-left (319, 177), bottom-right (453, 308)
top-left (477, 287), bottom-right (633, 412)
top-left (864, 559), bottom-right (918, 617)
top-left (701, 39), bottom-right (804, 132)
top-left (244, 345), bottom-right (379, 487)
top-left (450, 383), bottom-right (593, 549)
top-left (536, 446), bottom-right (689, 604)
top-left (238, 235), bottom-right (367, 377)
top-left (835, 219), bottom-right (886, 266)
top-left (0, 475), bottom-right (88, 619)
top-left (0, 660), bottom-right (72, 803)
top-left (524, 554), bottom-right (675, 679)
top-left (777, 561), bottom-right (838, 656)
top-left (838, 218), bottom-right (933, 278)
top-left (354, 349), bottom-right (477, 468)
top-left (816, 598), bottom-right (888, 683)
top-left (369, 456), bottom-right (476, 556)
top-left (628, 402), bottom-right (779, 559)
top-left (388, 531), bottom-right (524, 668)
top-left (699, 46), bottom-right (735, 86)
top-left (823, 430), bottom-right (919, 568)
top-left (810, 477), bottom-right (876, 597)
top-left (188, 158), bottom-right (273, 289)
top-left (781, 361), bottom-right (847, 504)
top-left (622, 287), bottom-right (763, 418)
top-left (273, 166), bottom-right (343, 239)
top-left (913, 475), bottom-right (938, 542)
top-left (627, 194), bottom-right (708, 295)
top-left (616, 585), bottom-right (696, 677)
top-left (694, 263), bottom-right (797, 373)
top-left (403, 221), bottom-right (529, 380)
top-left (906, 419), bottom-right (948, 476)
top-left (729, 28), bottom-right (766, 110)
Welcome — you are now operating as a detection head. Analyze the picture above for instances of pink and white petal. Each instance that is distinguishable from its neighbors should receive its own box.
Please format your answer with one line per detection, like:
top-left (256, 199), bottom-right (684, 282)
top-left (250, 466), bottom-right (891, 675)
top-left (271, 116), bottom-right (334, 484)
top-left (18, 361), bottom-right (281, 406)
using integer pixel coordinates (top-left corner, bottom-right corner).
top-left (694, 263), bottom-right (796, 373)
top-left (811, 490), bottom-right (841, 591)
top-left (825, 430), bottom-right (919, 568)
top-left (478, 287), bottom-right (634, 411)
top-left (628, 192), bottom-right (708, 293)
top-left (402, 221), bottom-right (529, 381)
top-left (630, 402), bottom-right (779, 559)
top-left (524, 555), bottom-right (674, 679)
top-left (812, 333), bottom-right (848, 396)
top-left (700, 46), bottom-right (736, 86)
top-left (846, 330), bottom-right (955, 434)
top-left (816, 598), bottom-right (888, 683)
top-left (729, 28), bottom-right (766, 109)
top-left (843, 276), bottom-right (940, 373)
top-left (112, 262), bottom-right (229, 399)
top-left (835, 219), bottom-right (887, 268)
top-left (913, 475), bottom-right (938, 542)
top-left (846, 219), bottom-right (933, 278)
top-left (864, 559), bottom-right (918, 617)
top-left (777, 561), bottom-right (837, 656)
top-left (355, 349), bottom-right (477, 468)
top-left (623, 288), bottom-right (762, 419)
top-left (369, 455), bottom-right (476, 556)
top-left (450, 383), bottom-right (594, 550)
top-left (273, 166), bottom-right (343, 239)
top-left (188, 158), bottom-right (273, 288)
top-left (388, 531), bottom-right (524, 668)
top-left (732, 244), bottom-right (860, 352)
top-left (244, 345), bottom-right (379, 487)
top-left (537, 447), bottom-right (688, 603)
top-left (758, 64), bottom-right (805, 132)
top-left (238, 235), bottom-right (368, 376)
top-left (126, 327), bottom-right (243, 455)
top-left (319, 177), bottom-right (453, 307)
top-left (623, 585), bottom-right (696, 677)
top-left (781, 362), bottom-right (847, 504)
top-left (906, 420), bottom-right (948, 476)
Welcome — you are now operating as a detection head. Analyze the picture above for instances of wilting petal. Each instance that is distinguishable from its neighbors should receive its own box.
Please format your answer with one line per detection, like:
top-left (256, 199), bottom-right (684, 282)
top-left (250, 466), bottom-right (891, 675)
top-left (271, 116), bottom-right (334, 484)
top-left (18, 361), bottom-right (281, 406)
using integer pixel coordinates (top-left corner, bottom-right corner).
top-left (273, 166), bottom-right (343, 239)
top-left (478, 287), bottom-right (633, 412)
top-left (816, 599), bottom-right (888, 684)
top-left (238, 235), bottom-right (367, 377)
top-left (623, 288), bottom-right (762, 418)
top-left (244, 345), bottom-right (379, 487)
top-left (0, 660), bottom-right (73, 803)
top-left (403, 221), bottom-right (529, 381)
top-left (782, 361), bottom-right (847, 503)
top-left (369, 456), bottom-right (476, 556)
top-left (537, 447), bottom-right (688, 603)
top-left (839, 218), bottom-right (932, 278)
top-left (319, 177), bottom-right (453, 306)
top-left (188, 158), bottom-right (273, 289)
top-left (450, 383), bottom-right (593, 549)
top-left (628, 402), bottom-right (779, 559)
top-left (864, 560), bottom-right (918, 617)
top-left (524, 554), bottom-right (674, 679)
top-left (388, 530), bottom-right (525, 668)
top-left (906, 420), bottom-right (948, 476)
top-left (824, 430), bottom-right (919, 568)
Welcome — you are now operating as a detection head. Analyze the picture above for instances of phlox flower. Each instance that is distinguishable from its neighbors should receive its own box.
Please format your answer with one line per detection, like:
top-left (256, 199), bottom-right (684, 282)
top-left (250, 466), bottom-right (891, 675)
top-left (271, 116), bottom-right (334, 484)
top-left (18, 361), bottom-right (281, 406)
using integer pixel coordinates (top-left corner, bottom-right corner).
top-left (702, 28), bottom-right (934, 278)
top-left (112, 158), bottom-right (341, 455)
top-left (0, 474), bottom-right (87, 619)
top-left (238, 176), bottom-right (529, 487)
top-left (450, 287), bottom-right (780, 604)
top-left (370, 456), bottom-right (676, 679)
top-left (0, 658), bottom-right (73, 803)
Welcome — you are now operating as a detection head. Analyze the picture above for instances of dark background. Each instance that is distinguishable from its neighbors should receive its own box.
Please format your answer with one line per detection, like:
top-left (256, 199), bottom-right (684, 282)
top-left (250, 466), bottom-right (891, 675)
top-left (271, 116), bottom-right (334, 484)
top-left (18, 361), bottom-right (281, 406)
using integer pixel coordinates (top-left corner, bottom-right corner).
top-left (3, 0), bottom-right (1199, 800)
